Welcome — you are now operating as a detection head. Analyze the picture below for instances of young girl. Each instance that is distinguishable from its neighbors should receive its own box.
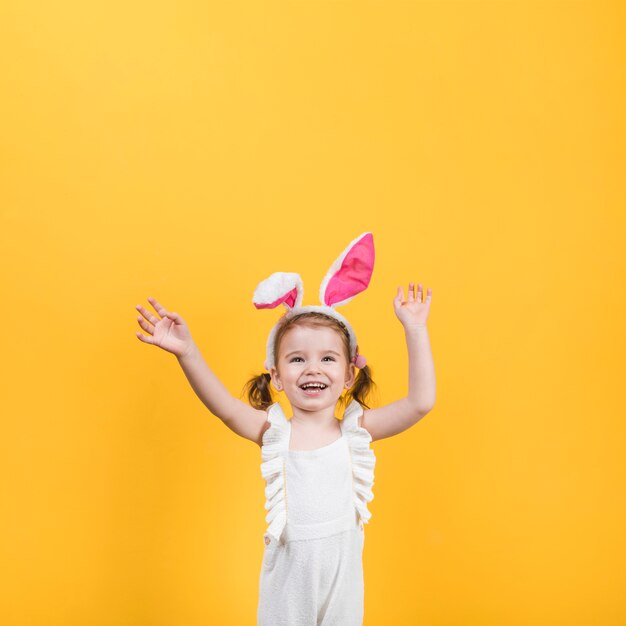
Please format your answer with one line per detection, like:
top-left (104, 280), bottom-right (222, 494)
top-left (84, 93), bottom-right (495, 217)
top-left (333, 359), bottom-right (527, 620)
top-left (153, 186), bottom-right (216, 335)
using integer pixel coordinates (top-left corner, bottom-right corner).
top-left (134, 232), bottom-right (435, 625)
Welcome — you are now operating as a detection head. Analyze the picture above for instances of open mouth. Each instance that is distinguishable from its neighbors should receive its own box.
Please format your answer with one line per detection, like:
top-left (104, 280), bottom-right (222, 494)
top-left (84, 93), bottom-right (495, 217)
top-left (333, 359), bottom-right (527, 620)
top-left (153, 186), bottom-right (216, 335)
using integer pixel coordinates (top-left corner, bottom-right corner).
top-left (299, 383), bottom-right (328, 395)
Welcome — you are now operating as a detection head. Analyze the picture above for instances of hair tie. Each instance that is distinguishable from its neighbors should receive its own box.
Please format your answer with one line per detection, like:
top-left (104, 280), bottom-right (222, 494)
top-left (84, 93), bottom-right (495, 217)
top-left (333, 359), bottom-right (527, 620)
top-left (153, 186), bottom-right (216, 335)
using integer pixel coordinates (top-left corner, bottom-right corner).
top-left (352, 346), bottom-right (367, 369)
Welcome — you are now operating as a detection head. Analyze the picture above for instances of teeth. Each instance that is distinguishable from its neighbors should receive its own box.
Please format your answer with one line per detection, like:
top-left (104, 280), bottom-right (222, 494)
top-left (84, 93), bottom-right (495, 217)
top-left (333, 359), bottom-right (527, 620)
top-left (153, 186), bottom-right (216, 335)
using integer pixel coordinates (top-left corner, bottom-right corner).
top-left (301, 383), bottom-right (327, 389)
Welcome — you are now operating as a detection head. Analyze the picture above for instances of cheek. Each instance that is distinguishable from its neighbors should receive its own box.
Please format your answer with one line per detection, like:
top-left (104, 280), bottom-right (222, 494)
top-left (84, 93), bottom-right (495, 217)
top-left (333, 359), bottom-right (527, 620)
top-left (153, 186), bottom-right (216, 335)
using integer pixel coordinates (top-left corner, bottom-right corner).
top-left (283, 364), bottom-right (303, 378)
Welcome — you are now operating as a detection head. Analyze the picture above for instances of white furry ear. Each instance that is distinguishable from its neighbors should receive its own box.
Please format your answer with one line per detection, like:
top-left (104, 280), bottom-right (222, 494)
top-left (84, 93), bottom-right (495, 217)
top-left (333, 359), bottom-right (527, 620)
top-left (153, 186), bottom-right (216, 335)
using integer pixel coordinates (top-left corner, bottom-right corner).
top-left (253, 272), bottom-right (304, 310)
top-left (319, 232), bottom-right (375, 308)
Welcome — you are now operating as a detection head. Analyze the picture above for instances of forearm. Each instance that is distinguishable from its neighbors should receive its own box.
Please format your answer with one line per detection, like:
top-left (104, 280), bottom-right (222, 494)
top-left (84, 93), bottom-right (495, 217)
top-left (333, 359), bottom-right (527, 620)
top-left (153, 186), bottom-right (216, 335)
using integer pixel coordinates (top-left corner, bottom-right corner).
top-left (404, 324), bottom-right (436, 412)
top-left (175, 344), bottom-right (236, 421)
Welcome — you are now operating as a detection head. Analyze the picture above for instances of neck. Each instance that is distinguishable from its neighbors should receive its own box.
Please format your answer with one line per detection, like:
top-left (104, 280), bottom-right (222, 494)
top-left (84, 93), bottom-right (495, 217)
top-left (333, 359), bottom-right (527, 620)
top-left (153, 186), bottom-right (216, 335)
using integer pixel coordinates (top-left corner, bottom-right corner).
top-left (289, 404), bottom-right (339, 428)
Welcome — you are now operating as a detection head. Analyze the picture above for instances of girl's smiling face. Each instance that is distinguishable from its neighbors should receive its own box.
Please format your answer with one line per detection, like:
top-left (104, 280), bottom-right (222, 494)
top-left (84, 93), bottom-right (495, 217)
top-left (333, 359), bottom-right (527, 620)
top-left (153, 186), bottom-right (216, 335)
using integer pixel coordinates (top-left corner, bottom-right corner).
top-left (270, 323), bottom-right (355, 411)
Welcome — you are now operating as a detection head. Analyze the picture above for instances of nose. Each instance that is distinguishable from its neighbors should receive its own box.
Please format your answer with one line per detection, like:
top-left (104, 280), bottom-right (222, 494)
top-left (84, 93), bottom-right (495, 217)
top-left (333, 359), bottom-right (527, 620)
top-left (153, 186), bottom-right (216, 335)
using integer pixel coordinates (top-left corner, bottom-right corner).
top-left (304, 361), bottom-right (322, 374)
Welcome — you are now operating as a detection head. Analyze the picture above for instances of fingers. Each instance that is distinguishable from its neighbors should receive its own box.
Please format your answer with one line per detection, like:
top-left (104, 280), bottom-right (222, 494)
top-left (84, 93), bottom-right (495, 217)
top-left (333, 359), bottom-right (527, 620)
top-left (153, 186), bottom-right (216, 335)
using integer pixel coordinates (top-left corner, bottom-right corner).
top-left (134, 297), bottom-right (180, 345)
top-left (136, 303), bottom-right (160, 327)
top-left (399, 283), bottom-right (418, 304)
top-left (135, 330), bottom-right (154, 344)
top-left (396, 283), bottom-right (432, 304)
top-left (136, 315), bottom-right (155, 336)
top-left (147, 297), bottom-right (183, 323)
top-left (147, 296), bottom-right (168, 317)
top-left (135, 296), bottom-right (169, 326)
top-left (135, 307), bottom-right (158, 328)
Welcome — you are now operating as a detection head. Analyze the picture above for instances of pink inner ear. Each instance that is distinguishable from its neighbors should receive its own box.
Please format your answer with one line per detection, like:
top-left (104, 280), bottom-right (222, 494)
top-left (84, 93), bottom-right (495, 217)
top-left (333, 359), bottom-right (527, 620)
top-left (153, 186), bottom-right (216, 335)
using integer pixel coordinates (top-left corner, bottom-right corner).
top-left (254, 287), bottom-right (299, 309)
top-left (325, 233), bottom-right (374, 306)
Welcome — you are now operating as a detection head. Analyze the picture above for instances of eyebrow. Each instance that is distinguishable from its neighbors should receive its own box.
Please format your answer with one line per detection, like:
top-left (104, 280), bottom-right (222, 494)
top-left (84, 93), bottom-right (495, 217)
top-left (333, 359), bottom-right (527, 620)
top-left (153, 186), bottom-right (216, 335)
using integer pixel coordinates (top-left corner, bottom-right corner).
top-left (284, 349), bottom-right (343, 358)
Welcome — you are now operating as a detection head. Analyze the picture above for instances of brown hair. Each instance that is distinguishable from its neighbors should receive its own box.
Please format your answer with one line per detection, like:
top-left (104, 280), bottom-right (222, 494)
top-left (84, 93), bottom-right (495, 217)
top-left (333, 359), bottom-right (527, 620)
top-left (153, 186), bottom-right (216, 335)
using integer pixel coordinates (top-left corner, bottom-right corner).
top-left (243, 312), bottom-right (375, 411)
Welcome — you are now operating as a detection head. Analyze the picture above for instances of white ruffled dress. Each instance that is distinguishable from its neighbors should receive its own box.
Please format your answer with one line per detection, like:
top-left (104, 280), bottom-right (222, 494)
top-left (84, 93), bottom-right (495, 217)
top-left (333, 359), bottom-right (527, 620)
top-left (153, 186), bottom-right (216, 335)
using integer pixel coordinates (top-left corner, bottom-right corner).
top-left (257, 399), bottom-right (376, 626)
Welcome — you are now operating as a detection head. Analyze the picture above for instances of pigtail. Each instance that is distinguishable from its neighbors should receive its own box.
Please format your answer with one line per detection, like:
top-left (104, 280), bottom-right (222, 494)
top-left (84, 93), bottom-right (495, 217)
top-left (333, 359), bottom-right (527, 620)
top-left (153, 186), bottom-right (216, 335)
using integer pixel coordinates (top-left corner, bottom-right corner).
top-left (344, 363), bottom-right (376, 410)
top-left (243, 372), bottom-right (274, 411)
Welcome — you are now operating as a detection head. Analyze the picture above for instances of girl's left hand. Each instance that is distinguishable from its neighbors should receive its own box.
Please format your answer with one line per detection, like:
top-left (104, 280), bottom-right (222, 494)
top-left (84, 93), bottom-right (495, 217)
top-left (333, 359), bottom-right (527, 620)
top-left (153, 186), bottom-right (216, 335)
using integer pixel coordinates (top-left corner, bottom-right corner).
top-left (393, 282), bottom-right (432, 329)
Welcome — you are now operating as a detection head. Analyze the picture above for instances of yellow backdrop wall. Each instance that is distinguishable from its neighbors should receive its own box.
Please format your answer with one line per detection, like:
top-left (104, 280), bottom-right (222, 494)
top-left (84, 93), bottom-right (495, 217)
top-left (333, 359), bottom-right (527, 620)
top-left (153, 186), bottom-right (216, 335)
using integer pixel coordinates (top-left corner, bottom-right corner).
top-left (1, 1), bottom-right (624, 625)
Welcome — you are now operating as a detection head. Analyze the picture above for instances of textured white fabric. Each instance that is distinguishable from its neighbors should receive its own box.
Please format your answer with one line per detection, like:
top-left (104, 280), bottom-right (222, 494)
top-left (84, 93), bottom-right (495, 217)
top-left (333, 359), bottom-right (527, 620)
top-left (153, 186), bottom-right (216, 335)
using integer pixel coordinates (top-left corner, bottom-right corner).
top-left (258, 525), bottom-right (365, 625)
top-left (257, 400), bottom-right (376, 625)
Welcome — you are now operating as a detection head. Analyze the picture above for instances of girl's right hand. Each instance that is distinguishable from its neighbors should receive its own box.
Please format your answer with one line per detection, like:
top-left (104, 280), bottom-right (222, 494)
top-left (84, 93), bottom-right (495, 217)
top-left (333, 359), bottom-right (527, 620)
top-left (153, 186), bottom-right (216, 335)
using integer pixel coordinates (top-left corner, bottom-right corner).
top-left (135, 296), bottom-right (196, 358)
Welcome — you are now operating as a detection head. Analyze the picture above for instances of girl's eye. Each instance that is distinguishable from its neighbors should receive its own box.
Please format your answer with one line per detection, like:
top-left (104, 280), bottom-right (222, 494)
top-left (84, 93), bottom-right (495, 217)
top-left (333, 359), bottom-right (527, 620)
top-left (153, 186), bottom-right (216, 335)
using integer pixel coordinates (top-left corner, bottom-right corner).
top-left (290, 357), bottom-right (303, 362)
top-left (322, 356), bottom-right (335, 361)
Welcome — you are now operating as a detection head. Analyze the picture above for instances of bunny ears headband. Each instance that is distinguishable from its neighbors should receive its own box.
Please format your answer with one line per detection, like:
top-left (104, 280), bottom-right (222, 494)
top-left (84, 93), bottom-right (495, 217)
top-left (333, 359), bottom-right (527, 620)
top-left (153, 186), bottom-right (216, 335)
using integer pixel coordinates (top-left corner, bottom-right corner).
top-left (252, 232), bottom-right (375, 371)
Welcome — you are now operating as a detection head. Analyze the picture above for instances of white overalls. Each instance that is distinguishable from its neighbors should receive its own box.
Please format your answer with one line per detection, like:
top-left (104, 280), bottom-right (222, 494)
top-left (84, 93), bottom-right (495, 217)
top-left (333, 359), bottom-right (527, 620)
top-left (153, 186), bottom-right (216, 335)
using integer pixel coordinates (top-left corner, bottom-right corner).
top-left (257, 399), bottom-right (376, 626)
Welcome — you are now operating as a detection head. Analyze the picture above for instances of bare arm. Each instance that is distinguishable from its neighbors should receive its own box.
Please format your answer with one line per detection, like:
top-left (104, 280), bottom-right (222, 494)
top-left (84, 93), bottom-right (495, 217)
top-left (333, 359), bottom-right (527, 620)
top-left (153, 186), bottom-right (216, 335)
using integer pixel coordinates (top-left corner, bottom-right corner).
top-left (176, 343), bottom-right (237, 421)
top-left (361, 283), bottom-right (436, 442)
top-left (176, 344), bottom-right (268, 445)
top-left (135, 297), bottom-right (267, 445)
top-left (405, 324), bottom-right (436, 412)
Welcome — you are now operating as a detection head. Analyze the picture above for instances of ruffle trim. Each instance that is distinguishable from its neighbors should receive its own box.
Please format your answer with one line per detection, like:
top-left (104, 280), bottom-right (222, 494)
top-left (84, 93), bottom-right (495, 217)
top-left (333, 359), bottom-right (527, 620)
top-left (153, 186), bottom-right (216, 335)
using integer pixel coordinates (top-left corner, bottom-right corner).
top-left (260, 403), bottom-right (290, 542)
top-left (340, 400), bottom-right (376, 525)
top-left (260, 400), bottom-right (376, 541)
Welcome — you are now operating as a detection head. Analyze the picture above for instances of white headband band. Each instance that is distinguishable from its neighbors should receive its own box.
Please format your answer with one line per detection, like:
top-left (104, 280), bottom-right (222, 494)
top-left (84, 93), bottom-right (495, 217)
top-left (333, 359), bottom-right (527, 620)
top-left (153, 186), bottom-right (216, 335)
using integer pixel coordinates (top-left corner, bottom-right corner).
top-left (252, 232), bottom-right (375, 371)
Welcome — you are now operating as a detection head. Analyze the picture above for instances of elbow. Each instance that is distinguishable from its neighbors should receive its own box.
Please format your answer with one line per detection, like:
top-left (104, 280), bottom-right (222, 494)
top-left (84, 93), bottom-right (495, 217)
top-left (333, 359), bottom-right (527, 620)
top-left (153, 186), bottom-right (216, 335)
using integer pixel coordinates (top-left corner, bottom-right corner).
top-left (405, 395), bottom-right (435, 422)
top-left (413, 401), bottom-right (435, 421)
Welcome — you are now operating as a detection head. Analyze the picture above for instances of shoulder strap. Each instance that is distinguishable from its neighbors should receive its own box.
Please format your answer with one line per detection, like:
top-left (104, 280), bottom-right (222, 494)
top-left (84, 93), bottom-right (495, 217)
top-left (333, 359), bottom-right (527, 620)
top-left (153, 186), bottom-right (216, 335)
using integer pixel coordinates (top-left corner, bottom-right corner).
top-left (260, 403), bottom-right (289, 542)
top-left (340, 399), bottom-right (364, 432)
top-left (340, 399), bottom-right (376, 525)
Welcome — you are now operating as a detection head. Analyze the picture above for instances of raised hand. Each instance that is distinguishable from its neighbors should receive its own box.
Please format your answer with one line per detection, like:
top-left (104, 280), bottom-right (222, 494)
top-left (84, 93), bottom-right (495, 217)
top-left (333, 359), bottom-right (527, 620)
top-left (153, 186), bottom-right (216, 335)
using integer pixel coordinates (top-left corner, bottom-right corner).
top-left (393, 282), bottom-right (432, 330)
top-left (135, 296), bottom-right (196, 358)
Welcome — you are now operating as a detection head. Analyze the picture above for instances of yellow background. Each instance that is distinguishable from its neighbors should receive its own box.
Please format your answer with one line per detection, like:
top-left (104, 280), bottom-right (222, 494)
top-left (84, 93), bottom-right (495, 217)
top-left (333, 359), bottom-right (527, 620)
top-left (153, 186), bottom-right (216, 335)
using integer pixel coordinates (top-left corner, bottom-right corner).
top-left (1, 1), bottom-right (624, 624)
